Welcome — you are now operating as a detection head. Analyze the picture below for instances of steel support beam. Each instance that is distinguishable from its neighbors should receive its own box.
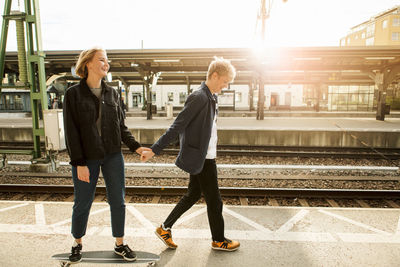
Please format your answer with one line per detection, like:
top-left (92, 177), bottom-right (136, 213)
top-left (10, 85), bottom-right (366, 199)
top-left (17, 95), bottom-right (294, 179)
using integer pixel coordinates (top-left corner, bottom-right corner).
top-left (0, 0), bottom-right (48, 159)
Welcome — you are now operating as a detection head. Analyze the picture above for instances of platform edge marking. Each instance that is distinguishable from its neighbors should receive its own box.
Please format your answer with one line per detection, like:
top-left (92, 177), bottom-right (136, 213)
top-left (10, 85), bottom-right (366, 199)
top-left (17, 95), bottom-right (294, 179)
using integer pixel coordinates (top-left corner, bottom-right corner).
top-left (0, 203), bottom-right (28, 213)
top-left (224, 207), bottom-right (272, 233)
top-left (174, 207), bottom-right (207, 227)
top-left (50, 207), bottom-right (109, 227)
top-left (35, 203), bottom-right (46, 225)
top-left (126, 206), bottom-right (154, 229)
top-left (318, 209), bottom-right (390, 235)
top-left (276, 209), bottom-right (309, 233)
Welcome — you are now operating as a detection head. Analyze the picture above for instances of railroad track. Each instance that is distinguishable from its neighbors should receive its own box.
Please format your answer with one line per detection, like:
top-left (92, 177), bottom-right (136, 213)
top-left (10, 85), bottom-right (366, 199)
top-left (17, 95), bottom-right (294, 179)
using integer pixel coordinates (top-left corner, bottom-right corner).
top-left (1, 142), bottom-right (399, 159)
top-left (1, 184), bottom-right (399, 209)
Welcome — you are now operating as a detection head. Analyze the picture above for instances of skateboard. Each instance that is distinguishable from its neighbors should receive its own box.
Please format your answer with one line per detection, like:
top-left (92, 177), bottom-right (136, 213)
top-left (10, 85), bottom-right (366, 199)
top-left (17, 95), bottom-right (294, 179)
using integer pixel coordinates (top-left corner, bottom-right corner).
top-left (52, 250), bottom-right (160, 267)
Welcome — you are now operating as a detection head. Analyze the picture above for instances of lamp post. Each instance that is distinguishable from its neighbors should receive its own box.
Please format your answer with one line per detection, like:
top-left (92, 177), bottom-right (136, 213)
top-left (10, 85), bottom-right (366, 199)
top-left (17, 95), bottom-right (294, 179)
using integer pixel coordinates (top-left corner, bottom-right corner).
top-left (255, 0), bottom-right (287, 120)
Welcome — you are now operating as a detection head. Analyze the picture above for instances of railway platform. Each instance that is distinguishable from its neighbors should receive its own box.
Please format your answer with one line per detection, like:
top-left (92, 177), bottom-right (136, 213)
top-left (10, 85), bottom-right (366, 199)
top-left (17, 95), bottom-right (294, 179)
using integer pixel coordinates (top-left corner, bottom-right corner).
top-left (0, 200), bottom-right (399, 266)
top-left (124, 109), bottom-right (400, 119)
top-left (0, 116), bottom-right (399, 148)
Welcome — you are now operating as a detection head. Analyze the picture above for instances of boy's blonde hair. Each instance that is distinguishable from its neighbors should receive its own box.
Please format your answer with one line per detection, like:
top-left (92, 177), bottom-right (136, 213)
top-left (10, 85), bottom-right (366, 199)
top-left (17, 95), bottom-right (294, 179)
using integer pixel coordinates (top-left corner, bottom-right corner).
top-left (206, 57), bottom-right (236, 82)
top-left (75, 47), bottom-right (106, 78)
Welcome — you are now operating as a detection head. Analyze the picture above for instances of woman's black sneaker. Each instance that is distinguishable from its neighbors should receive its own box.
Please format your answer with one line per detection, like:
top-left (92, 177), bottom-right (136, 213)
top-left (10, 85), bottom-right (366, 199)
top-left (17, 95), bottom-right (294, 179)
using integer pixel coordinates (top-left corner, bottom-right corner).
top-left (69, 243), bottom-right (82, 263)
top-left (114, 243), bottom-right (137, 261)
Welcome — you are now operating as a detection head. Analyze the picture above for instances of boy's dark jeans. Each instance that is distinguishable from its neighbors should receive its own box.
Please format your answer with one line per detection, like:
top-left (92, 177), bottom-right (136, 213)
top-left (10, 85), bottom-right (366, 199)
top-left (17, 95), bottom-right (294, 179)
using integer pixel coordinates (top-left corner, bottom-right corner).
top-left (164, 159), bottom-right (225, 242)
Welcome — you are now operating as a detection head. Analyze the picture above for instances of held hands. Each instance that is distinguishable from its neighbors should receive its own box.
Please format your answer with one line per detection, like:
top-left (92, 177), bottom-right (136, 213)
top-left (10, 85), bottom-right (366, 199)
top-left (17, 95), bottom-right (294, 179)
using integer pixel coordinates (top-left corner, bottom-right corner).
top-left (140, 149), bottom-right (155, 162)
top-left (135, 146), bottom-right (155, 162)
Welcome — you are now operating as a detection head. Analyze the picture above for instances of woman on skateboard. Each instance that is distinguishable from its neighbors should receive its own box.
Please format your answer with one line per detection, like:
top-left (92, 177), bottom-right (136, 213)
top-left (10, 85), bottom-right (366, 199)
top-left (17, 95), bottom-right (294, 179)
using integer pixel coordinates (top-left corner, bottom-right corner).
top-left (63, 47), bottom-right (150, 263)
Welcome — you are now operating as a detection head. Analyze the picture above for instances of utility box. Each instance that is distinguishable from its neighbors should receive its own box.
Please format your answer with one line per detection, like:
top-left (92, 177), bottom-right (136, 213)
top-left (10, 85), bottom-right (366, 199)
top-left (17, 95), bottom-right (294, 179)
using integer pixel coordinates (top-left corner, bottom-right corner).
top-left (43, 109), bottom-right (66, 151)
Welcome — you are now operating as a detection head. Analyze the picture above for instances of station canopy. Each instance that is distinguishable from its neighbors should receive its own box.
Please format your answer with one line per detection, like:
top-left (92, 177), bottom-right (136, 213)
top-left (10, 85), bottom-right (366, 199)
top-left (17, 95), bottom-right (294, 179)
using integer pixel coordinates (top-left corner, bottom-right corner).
top-left (4, 46), bottom-right (400, 86)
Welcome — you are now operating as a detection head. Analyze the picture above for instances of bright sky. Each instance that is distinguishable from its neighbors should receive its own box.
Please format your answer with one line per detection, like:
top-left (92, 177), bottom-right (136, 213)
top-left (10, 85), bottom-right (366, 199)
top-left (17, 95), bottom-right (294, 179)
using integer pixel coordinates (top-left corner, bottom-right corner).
top-left (1, 0), bottom-right (399, 51)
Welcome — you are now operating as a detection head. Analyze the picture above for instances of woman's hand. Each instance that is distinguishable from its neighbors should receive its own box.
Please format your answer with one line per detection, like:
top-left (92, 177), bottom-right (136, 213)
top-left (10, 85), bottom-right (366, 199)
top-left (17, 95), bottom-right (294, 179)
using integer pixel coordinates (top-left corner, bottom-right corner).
top-left (77, 166), bottom-right (90, 183)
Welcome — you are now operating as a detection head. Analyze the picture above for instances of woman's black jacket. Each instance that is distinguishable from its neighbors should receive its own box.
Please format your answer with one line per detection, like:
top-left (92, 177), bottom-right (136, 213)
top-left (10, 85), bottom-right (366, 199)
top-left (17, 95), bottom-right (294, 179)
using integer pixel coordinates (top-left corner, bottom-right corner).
top-left (63, 78), bottom-right (140, 166)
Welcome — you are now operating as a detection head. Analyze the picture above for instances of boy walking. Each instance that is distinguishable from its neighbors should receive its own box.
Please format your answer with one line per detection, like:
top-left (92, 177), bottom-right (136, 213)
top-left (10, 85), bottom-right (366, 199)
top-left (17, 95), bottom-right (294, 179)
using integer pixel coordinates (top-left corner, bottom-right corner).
top-left (141, 57), bottom-right (240, 251)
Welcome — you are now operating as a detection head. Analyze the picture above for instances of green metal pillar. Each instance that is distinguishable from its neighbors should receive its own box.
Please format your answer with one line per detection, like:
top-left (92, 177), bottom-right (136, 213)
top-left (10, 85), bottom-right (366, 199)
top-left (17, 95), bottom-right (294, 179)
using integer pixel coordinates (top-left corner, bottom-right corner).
top-left (0, 0), bottom-right (48, 159)
top-left (16, 18), bottom-right (28, 84)
top-left (0, 0), bottom-right (12, 89)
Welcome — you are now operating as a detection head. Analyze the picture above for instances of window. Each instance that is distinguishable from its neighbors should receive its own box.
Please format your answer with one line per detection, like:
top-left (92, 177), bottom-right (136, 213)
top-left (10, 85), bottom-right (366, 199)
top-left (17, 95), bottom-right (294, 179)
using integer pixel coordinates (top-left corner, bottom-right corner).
top-left (349, 86), bottom-right (358, 93)
top-left (167, 92), bottom-right (174, 102)
top-left (339, 86), bottom-right (348, 93)
top-left (366, 24), bottom-right (375, 38)
top-left (329, 86), bottom-right (339, 94)
top-left (366, 37), bottom-right (374, 46)
top-left (393, 17), bottom-right (400, 27)
top-left (179, 92), bottom-right (187, 104)
top-left (14, 94), bottom-right (23, 110)
top-left (359, 85), bottom-right (370, 93)
top-left (340, 39), bottom-right (346, 46)
top-left (392, 32), bottom-right (400, 41)
top-left (151, 92), bottom-right (156, 104)
top-left (235, 92), bottom-right (242, 103)
top-left (361, 32), bottom-right (365, 39)
top-left (382, 19), bottom-right (388, 29)
top-left (347, 38), bottom-right (350, 44)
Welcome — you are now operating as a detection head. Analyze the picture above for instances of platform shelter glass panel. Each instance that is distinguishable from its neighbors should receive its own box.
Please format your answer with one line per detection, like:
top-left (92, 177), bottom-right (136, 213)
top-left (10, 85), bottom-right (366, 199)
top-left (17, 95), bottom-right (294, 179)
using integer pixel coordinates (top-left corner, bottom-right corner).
top-left (328, 85), bottom-right (375, 111)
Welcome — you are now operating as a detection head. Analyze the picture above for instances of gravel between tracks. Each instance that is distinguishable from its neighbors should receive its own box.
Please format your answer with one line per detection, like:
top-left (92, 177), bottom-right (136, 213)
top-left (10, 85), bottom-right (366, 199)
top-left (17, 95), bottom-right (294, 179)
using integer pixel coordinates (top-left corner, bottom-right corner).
top-left (0, 152), bottom-right (399, 190)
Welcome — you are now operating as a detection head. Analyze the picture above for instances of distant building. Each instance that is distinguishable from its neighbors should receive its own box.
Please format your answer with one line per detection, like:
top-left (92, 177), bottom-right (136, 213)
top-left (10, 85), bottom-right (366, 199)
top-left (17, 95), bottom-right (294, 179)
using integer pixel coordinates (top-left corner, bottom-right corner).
top-left (340, 6), bottom-right (400, 46)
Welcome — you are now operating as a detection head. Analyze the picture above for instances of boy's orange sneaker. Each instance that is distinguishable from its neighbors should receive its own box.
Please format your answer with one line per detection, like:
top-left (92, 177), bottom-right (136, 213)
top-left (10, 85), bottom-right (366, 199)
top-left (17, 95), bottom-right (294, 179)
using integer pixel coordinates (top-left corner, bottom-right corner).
top-left (211, 238), bottom-right (240, 251)
top-left (155, 225), bottom-right (177, 249)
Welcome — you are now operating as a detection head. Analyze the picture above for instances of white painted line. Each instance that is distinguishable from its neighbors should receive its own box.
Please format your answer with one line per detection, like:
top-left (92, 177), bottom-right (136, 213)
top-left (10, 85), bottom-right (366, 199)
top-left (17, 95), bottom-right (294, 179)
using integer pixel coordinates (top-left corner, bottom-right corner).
top-left (318, 209), bottom-right (390, 235)
top-left (126, 206), bottom-right (154, 229)
top-left (338, 233), bottom-right (400, 243)
top-left (260, 231), bottom-right (336, 243)
top-left (0, 203), bottom-right (28, 212)
top-left (86, 227), bottom-right (100, 236)
top-left (50, 218), bottom-right (70, 227)
top-left (216, 164), bottom-right (399, 171)
top-left (0, 224), bottom-right (99, 236)
top-left (50, 207), bottom-right (109, 227)
top-left (174, 207), bottom-right (207, 227)
top-left (79, 227), bottom-right (337, 242)
top-left (125, 163), bottom-right (398, 171)
top-left (1, 224), bottom-right (400, 244)
top-left (224, 207), bottom-right (271, 233)
top-left (35, 204), bottom-right (46, 225)
top-left (276, 210), bottom-right (309, 233)
top-left (7, 161), bottom-right (31, 165)
top-left (0, 224), bottom-right (67, 234)
top-left (396, 215), bottom-right (400, 235)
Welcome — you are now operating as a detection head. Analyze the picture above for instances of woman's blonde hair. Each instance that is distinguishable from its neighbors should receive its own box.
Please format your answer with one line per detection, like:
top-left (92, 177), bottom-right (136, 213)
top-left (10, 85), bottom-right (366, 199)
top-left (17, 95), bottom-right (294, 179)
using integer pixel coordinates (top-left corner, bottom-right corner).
top-left (75, 47), bottom-right (105, 78)
top-left (206, 56), bottom-right (236, 82)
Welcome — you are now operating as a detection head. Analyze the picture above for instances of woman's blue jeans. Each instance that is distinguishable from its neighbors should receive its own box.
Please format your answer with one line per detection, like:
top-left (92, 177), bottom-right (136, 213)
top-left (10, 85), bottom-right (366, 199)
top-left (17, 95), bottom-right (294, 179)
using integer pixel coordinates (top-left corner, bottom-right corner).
top-left (71, 152), bottom-right (126, 239)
